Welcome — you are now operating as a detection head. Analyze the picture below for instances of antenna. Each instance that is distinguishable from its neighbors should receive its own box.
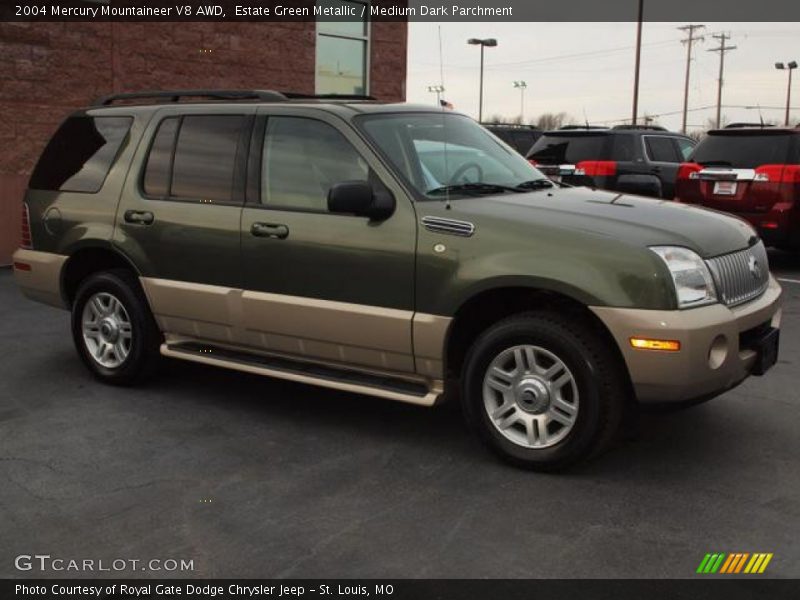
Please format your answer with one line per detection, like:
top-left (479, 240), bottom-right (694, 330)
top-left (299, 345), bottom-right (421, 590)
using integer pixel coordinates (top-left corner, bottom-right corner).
top-left (583, 107), bottom-right (590, 128)
top-left (757, 103), bottom-right (765, 128)
top-left (438, 26), bottom-right (451, 211)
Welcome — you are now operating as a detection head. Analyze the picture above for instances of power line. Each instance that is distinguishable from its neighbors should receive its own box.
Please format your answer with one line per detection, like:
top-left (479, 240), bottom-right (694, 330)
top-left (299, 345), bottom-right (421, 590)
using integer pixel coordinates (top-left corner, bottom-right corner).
top-left (708, 32), bottom-right (737, 128)
top-left (678, 24), bottom-right (705, 134)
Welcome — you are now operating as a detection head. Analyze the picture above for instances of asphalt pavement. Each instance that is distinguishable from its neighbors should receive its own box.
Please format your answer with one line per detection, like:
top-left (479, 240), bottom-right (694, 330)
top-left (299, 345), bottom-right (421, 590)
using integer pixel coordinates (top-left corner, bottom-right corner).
top-left (1, 252), bottom-right (799, 578)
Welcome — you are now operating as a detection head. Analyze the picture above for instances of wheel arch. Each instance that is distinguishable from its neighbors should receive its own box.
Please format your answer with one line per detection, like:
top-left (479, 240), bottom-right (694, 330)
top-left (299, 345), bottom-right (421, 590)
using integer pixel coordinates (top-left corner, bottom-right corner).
top-left (443, 285), bottom-right (633, 391)
top-left (60, 244), bottom-right (142, 308)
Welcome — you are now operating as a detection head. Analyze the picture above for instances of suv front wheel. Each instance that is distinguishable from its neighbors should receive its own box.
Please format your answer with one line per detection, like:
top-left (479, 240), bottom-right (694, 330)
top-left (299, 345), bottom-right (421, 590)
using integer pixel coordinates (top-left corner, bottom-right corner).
top-left (462, 312), bottom-right (627, 470)
top-left (71, 269), bottom-right (161, 385)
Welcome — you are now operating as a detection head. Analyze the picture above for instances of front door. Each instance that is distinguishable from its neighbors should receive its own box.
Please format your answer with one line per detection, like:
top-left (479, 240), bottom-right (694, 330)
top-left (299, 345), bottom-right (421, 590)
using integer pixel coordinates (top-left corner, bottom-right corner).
top-left (240, 110), bottom-right (417, 374)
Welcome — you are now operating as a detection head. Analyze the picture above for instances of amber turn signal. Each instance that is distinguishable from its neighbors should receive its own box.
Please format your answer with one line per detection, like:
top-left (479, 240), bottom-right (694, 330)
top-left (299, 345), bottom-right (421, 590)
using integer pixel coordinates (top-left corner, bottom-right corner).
top-left (629, 337), bottom-right (681, 352)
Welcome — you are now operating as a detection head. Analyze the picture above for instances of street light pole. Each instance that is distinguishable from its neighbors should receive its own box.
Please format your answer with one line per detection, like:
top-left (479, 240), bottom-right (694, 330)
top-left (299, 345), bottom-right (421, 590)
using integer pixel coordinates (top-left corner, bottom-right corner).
top-left (776, 61), bottom-right (798, 126)
top-left (513, 81), bottom-right (527, 121)
top-left (631, 0), bottom-right (644, 125)
top-left (427, 84), bottom-right (445, 106)
top-left (468, 38), bottom-right (498, 122)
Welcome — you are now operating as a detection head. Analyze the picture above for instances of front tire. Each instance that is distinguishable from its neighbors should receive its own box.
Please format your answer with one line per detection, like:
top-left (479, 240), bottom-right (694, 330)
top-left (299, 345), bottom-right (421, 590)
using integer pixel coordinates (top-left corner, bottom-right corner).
top-left (462, 311), bottom-right (627, 471)
top-left (71, 269), bottom-right (161, 385)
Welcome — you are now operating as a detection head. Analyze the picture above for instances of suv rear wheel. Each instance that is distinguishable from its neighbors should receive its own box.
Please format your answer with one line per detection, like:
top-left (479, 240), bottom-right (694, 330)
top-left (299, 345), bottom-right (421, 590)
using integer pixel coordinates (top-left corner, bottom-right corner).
top-left (462, 311), bottom-right (626, 470)
top-left (71, 269), bottom-right (161, 385)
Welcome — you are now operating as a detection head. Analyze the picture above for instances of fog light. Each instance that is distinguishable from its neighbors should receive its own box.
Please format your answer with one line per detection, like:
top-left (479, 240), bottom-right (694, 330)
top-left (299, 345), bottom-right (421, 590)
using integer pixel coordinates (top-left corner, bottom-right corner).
top-left (630, 338), bottom-right (681, 352)
top-left (708, 335), bottom-right (728, 370)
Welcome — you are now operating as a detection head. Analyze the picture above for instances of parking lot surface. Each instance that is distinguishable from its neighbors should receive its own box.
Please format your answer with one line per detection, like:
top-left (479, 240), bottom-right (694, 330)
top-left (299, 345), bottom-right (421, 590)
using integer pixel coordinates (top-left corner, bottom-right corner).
top-left (2, 254), bottom-right (799, 578)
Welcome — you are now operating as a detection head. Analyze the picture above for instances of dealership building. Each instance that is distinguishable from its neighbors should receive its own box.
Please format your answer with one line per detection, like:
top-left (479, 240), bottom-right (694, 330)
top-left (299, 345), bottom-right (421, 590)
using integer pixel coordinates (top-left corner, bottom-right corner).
top-left (0, 4), bottom-right (408, 264)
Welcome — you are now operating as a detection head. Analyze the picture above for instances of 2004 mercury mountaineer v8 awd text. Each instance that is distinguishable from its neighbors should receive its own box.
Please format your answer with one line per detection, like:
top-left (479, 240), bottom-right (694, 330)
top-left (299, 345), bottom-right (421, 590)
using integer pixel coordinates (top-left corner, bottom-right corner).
top-left (13, 89), bottom-right (782, 469)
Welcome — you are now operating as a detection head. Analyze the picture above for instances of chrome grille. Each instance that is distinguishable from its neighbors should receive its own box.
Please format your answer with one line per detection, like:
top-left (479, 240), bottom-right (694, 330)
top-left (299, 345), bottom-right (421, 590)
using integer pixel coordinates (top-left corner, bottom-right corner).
top-left (421, 216), bottom-right (475, 237)
top-left (706, 242), bottom-right (770, 307)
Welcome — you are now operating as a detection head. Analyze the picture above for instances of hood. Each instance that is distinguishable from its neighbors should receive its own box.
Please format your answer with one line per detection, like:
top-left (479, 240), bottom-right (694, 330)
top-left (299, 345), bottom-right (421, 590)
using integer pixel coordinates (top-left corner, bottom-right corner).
top-left (444, 186), bottom-right (756, 258)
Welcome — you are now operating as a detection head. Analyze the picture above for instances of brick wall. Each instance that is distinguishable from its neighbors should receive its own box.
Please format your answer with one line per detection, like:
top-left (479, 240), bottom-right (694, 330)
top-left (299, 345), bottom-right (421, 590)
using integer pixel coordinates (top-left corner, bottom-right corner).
top-left (0, 20), bottom-right (407, 265)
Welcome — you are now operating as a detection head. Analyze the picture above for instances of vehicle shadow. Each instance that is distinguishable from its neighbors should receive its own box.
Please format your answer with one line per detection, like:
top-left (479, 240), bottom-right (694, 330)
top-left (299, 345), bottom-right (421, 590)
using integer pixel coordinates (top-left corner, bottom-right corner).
top-left (151, 357), bottom-right (759, 481)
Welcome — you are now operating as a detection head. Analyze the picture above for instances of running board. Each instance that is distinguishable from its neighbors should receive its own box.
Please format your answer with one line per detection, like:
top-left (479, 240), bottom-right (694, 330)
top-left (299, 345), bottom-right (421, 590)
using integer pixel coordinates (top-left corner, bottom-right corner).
top-left (160, 342), bottom-right (441, 406)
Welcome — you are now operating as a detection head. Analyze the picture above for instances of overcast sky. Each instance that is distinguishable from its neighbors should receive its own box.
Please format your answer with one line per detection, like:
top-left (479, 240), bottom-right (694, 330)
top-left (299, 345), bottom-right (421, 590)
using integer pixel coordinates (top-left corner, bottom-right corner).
top-left (406, 22), bottom-right (800, 132)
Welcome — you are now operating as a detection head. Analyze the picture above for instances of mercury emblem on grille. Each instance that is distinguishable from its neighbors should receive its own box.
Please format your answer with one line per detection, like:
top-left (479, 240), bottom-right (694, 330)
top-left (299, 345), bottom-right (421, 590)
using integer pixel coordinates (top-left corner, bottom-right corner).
top-left (748, 255), bottom-right (762, 280)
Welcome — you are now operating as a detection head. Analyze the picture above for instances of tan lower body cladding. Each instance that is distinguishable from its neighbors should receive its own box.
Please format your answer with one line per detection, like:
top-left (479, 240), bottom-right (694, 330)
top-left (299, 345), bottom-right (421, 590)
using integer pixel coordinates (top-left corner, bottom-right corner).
top-left (139, 276), bottom-right (450, 382)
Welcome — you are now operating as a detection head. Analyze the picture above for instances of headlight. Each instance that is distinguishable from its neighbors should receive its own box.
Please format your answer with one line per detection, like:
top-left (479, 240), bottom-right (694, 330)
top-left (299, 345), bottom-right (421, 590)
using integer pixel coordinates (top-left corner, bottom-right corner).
top-left (650, 246), bottom-right (718, 309)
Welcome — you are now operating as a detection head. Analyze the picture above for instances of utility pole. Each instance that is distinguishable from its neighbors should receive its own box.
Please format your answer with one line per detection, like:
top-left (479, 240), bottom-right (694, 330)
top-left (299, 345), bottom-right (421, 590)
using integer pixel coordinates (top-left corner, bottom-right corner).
top-left (708, 33), bottom-right (737, 129)
top-left (631, 0), bottom-right (644, 125)
top-left (513, 81), bottom-right (527, 121)
top-left (678, 24), bottom-right (704, 134)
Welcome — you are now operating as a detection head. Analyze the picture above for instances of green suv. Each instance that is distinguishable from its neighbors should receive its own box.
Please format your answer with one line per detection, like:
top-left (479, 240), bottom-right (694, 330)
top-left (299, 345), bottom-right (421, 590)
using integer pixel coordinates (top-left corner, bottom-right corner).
top-left (13, 90), bottom-right (783, 470)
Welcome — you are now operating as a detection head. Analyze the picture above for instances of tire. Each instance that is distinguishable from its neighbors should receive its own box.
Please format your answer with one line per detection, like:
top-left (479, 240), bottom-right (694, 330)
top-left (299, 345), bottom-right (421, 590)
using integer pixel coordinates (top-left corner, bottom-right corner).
top-left (71, 269), bottom-right (161, 385)
top-left (461, 311), bottom-right (628, 471)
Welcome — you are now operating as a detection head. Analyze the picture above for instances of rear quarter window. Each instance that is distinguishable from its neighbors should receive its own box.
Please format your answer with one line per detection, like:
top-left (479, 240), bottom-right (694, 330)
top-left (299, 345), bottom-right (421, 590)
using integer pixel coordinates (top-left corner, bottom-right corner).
top-left (29, 116), bottom-right (132, 193)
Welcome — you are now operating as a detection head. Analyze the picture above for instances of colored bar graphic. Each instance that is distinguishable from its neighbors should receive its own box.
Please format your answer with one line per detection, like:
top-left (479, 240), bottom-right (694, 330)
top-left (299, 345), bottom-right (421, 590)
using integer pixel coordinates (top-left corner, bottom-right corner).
top-left (758, 553), bottom-right (773, 573)
top-left (699, 552), bottom-right (773, 574)
top-left (719, 554), bottom-right (736, 573)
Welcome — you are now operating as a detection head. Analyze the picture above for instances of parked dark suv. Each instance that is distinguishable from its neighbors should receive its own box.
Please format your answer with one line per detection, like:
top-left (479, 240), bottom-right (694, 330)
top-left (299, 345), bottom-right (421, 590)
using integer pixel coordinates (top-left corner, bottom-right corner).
top-left (483, 123), bottom-right (542, 155)
top-left (674, 126), bottom-right (800, 250)
top-left (527, 125), bottom-right (696, 199)
top-left (13, 90), bottom-right (782, 470)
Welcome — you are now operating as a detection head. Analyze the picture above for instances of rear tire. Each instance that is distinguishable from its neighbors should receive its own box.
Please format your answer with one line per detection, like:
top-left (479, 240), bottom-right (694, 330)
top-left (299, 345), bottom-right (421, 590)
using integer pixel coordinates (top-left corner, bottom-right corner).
top-left (462, 311), bottom-right (628, 471)
top-left (71, 269), bottom-right (161, 385)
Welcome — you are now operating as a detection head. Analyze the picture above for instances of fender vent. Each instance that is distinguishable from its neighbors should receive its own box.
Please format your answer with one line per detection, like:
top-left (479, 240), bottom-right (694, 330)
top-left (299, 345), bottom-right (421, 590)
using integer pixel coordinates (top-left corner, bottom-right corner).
top-left (421, 216), bottom-right (475, 237)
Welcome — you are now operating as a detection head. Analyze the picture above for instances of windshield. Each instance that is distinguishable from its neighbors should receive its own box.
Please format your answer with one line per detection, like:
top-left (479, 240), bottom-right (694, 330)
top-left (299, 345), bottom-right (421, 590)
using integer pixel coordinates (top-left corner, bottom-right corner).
top-left (527, 133), bottom-right (611, 164)
top-left (691, 132), bottom-right (797, 168)
top-left (357, 113), bottom-right (548, 199)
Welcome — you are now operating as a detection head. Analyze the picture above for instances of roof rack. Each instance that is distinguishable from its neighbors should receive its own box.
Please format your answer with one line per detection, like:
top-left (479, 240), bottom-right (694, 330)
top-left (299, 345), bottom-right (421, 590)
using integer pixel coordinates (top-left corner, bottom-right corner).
top-left (283, 92), bottom-right (376, 101)
top-left (92, 89), bottom-right (379, 107)
top-left (724, 122), bottom-right (776, 129)
top-left (611, 124), bottom-right (668, 131)
top-left (93, 89), bottom-right (289, 106)
top-left (557, 125), bottom-right (609, 131)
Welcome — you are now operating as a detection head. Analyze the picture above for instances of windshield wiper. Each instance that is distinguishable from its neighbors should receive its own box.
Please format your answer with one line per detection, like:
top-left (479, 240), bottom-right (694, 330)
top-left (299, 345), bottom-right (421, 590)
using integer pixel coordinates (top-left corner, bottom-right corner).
top-left (515, 179), bottom-right (555, 191)
top-left (427, 182), bottom-right (526, 196)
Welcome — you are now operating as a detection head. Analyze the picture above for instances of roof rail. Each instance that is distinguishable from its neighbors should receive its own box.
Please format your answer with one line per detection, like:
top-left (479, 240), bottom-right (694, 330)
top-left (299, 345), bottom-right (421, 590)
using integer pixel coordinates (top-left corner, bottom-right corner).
top-left (724, 122), bottom-right (775, 129)
top-left (282, 92), bottom-right (377, 101)
top-left (481, 122), bottom-right (541, 130)
top-left (557, 125), bottom-right (608, 131)
top-left (611, 124), bottom-right (668, 131)
top-left (93, 89), bottom-right (288, 106)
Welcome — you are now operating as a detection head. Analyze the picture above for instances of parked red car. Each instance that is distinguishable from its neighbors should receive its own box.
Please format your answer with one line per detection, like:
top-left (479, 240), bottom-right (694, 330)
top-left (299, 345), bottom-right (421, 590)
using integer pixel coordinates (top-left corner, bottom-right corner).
top-left (675, 126), bottom-right (800, 250)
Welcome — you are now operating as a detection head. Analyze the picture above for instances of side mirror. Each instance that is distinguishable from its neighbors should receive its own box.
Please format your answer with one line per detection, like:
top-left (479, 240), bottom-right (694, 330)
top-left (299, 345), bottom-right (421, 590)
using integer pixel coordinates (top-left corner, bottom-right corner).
top-left (328, 181), bottom-right (395, 221)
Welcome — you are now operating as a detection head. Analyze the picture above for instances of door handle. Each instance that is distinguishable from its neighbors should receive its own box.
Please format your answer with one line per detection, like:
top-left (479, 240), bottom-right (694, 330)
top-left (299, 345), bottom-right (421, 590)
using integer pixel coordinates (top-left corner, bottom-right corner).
top-left (651, 166), bottom-right (662, 174)
top-left (124, 210), bottom-right (154, 225)
top-left (251, 222), bottom-right (289, 239)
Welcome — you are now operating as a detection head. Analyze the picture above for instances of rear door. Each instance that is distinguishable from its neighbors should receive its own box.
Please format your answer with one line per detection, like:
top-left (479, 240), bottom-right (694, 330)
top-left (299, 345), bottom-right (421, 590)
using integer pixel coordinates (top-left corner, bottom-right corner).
top-left (114, 106), bottom-right (254, 343)
top-left (642, 135), bottom-right (685, 198)
top-left (238, 108), bottom-right (417, 374)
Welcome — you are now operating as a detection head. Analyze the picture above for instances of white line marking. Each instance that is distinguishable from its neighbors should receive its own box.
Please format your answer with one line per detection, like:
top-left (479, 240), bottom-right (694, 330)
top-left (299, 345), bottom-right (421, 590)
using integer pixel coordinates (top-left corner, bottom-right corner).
top-left (777, 277), bottom-right (800, 284)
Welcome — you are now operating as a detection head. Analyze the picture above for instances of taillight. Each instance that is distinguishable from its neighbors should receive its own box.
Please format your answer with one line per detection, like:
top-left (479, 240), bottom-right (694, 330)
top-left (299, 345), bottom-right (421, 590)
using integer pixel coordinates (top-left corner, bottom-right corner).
top-left (677, 163), bottom-right (702, 180)
top-left (575, 161), bottom-right (616, 177)
top-left (527, 158), bottom-right (539, 166)
top-left (754, 164), bottom-right (800, 183)
top-left (20, 202), bottom-right (32, 249)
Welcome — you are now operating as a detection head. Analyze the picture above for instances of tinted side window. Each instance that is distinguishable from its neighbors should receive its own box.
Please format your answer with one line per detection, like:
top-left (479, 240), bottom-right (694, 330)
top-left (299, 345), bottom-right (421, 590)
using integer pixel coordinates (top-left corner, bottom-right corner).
top-left (675, 138), bottom-right (696, 161)
top-left (262, 117), bottom-right (369, 212)
top-left (645, 136), bottom-right (680, 162)
top-left (171, 115), bottom-right (245, 202)
top-left (30, 116), bottom-right (132, 192)
top-left (142, 117), bottom-right (179, 197)
top-left (612, 135), bottom-right (635, 161)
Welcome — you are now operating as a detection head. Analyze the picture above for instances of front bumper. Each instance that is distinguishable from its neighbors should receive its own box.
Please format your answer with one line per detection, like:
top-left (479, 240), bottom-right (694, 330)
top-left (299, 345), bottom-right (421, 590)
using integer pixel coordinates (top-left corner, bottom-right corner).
top-left (591, 275), bottom-right (783, 404)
